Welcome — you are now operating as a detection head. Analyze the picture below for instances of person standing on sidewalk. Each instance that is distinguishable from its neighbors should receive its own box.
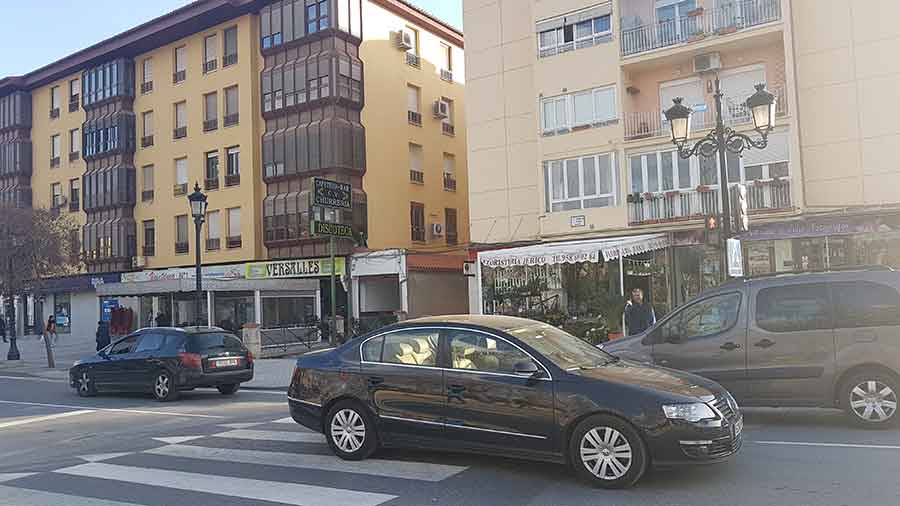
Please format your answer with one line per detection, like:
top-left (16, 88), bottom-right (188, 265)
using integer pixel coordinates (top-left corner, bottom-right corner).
top-left (43, 315), bottom-right (58, 347)
top-left (96, 320), bottom-right (111, 351)
top-left (624, 288), bottom-right (656, 336)
top-left (0, 315), bottom-right (6, 343)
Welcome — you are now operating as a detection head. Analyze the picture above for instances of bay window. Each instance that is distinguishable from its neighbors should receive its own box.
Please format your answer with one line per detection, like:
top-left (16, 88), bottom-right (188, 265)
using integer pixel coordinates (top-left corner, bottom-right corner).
top-left (544, 153), bottom-right (617, 212)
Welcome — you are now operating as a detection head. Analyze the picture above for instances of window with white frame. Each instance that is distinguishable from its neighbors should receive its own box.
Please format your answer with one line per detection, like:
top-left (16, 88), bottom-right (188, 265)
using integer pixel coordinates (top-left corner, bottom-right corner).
top-left (544, 153), bottom-right (617, 212)
top-left (541, 85), bottom-right (616, 134)
top-left (537, 4), bottom-right (612, 58)
top-left (630, 150), bottom-right (693, 194)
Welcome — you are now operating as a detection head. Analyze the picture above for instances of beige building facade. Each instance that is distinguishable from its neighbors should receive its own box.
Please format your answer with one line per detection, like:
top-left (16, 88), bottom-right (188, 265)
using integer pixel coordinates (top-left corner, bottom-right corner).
top-left (465, 0), bottom-right (900, 322)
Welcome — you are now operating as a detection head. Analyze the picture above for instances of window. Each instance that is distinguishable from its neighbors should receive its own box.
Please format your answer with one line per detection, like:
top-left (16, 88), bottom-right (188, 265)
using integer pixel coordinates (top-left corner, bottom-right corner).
top-left (756, 284), bottom-right (832, 333)
top-left (407, 84), bottom-right (421, 125)
top-left (175, 157), bottom-right (188, 194)
top-left (227, 207), bottom-right (241, 246)
top-left (409, 143), bottom-right (423, 183)
top-left (69, 179), bottom-right (80, 212)
top-left (204, 34), bottom-right (218, 72)
top-left (660, 292), bottom-right (742, 342)
top-left (630, 150), bottom-right (693, 194)
top-left (538, 11), bottom-right (611, 58)
top-left (143, 220), bottom-right (155, 256)
top-left (69, 79), bottom-right (80, 110)
top-left (69, 129), bottom-right (80, 155)
top-left (447, 330), bottom-right (531, 373)
top-left (440, 42), bottom-right (453, 78)
top-left (362, 336), bottom-right (384, 362)
top-left (544, 153), bottom-right (617, 212)
top-left (175, 215), bottom-right (189, 253)
top-left (174, 46), bottom-right (187, 82)
top-left (81, 60), bottom-right (125, 106)
top-left (174, 101), bottom-right (187, 138)
top-left (108, 335), bottom-right (138, 355)
top-left (135, 332), bottom-right (166, 353)
top-left (411, 202), bottom-right (425, 242)
top-left (203, 92), bottom-right (218, 131)
top-left (223, 26), bottom-right (238, 66)
top-left (207, 210), bottom-right (221, 249)
top-left (224, 86), bottom-right (239, 126)
top-left (51, 183), bottom-right (62, 208)
top-left (226, 146), bottom-right (240, 185)
top-left (50, 86), bottom-right (60, 117)
top-left (443, 153), bottom-right (455, 177)
top-left (50, 134), bottom-right (60, 167)
top-left (307, 0), bottom-right (330, 34)
top-left (142, 165), bottom-right (155, 200)
top-left (541, 86), bottom-right (616, 134)
top-left (832, 281), bottom-right (900, 329)
top-left (445, 208), bottom-right (458, 245)
top-left (378, 329), bottom-right (439, 366)
top-left (141, 58), bottom-right (153, 93)
top-left (205, 151), bottom-right (219, 189)
top-left (406, 26), bottom-right (420, 55)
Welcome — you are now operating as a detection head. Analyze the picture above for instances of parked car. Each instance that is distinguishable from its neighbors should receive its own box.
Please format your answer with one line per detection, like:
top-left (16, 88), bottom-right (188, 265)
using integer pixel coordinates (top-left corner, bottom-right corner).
top-left (604, 267), bottom-right (900, 428)
top-left (70, 326), bottom-right (254, 401)
top-left (288, 315), bottom-right (742, 488)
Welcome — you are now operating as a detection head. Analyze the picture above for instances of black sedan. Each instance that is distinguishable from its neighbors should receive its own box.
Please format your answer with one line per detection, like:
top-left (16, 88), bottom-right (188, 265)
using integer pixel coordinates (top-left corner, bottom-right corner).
top-left (70, 326), bottom-right (254, 401)
top-left (288, 315), bottom-right (742, 488)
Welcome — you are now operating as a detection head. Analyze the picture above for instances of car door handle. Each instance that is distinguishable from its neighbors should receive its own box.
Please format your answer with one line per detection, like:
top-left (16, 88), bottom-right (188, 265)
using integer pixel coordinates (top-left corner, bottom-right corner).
top-left (367, 376), bottom-right (384, 388)
top-left (754, 338), bottom-right (775, 349)
top-left (447, 384), bottom-right (466, 400)
top-left (720, 342), bottom-right (741, 351)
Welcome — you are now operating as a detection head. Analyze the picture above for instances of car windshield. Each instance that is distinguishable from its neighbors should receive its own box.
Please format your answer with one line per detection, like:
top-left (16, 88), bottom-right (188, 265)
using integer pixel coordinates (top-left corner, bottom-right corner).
top-left (187, 332), bottom-right (244, 353)
top-left (508, 322), bottom-right (617, 370)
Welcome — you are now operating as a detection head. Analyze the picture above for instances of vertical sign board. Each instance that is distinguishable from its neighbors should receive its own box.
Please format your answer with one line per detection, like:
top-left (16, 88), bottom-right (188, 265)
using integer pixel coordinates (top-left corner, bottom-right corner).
top-left (313, 178), bottom-right (352, 342)
top-left (727, 238), bottom-right (744, 278)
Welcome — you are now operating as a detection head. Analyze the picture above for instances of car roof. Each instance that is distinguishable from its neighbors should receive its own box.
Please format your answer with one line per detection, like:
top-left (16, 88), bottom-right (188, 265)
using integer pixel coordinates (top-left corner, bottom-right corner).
top-left (133, 326), bottom-right (228, 335)
top-left (706, 266), bottom-right (899, 295)
top-left (402, 314), bottom-right (548, 332)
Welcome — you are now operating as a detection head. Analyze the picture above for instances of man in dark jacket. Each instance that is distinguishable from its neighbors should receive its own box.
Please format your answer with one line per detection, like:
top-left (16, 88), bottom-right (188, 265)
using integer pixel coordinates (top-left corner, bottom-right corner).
top-left (0, 315), bottom-right (6, 343)
top-left (624, 288), bottom-right (656, 336)
top-left (96, 320), bottom-right (111, 351)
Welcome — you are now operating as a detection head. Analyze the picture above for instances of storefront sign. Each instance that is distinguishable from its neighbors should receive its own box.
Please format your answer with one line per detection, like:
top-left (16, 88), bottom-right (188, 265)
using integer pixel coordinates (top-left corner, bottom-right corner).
top-left (121, 264), bottom-right (244, 283)
top-left (314, 178), bottom-right (352, 209)
top-left (600, 235), bottom-right (670, 261)
top-left (35, 273), bottom-right (121, 294)
top-left (482, 250), bottom-right (599, 268)
top-left (313, 220), bottom-right (354, 238)
top-left (739, 217), bottom-right (879, 241)
top-left (245, 257), bottom-right (346, 279)
top-left (101, 299), bottom-right (119, 322)
top-left (479, 234), bottom-right (669, 268)
top-left (727, 238), bottom-right (744, 278)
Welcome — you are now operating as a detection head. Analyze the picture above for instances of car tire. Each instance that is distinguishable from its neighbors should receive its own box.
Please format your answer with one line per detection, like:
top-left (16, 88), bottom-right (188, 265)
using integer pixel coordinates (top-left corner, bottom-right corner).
top-left (325, 400), bottom-right (377, 461)
top-left (217, 383), bottom-right (239, 395)
top-left (76, 370), bottom-right (97, 398)
top-left (569, 414), bottom-right (648, 489)
top-left (152, 370), bottom-right (179, 402)
top-left (843, 371), bottom-right (899, 429)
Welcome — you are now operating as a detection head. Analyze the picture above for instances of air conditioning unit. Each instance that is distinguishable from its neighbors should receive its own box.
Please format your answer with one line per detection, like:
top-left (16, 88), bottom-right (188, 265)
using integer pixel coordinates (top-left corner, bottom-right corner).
top-left (693, 52), bottom-right (722, 73)
top-left (433, 100), bottom-right (449, 119)
top-left (431, 223), bottom-right (444, 237)
top-left (132, 256), bottom-right (146, 268)
top-left (393, 30), bottom-right (414, 50)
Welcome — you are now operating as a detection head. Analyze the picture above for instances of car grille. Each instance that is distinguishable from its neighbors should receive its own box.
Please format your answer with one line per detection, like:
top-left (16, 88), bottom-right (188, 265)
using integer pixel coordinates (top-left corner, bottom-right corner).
top-left (713, 395), bottom-right (736, 420)
top-left (708, 434), bottom-right (742, 458)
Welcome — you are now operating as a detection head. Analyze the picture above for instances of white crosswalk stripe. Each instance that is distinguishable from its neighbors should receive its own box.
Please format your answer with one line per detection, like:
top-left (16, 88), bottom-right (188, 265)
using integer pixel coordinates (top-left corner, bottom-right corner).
top-left (272, 416), bottom-right (296, 423)
top-left (0, 423), bottom-right (470, 505)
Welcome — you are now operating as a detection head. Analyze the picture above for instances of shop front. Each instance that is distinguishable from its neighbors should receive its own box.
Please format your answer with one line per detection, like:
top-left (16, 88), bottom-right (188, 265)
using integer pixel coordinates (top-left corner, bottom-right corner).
top-left (31, 273), bottom-right (122, 340)
top-left (475, 234), bottom-right (670, 341)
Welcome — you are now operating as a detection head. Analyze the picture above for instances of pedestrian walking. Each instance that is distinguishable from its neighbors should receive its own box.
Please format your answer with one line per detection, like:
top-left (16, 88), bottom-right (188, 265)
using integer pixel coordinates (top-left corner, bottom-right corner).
top-left (624, 287), bottom-right (656, 336)
top-left (0, 315), bottom-right (6, 343)
top-left (42, 315), bottom-right (58, 346)
top-left (95, 320), bottom-right (111, 351)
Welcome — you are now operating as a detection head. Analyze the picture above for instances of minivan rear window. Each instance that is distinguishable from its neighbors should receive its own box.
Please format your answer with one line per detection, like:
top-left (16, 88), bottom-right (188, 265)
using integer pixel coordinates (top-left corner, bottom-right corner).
top-left (187, 332), bottom-right (245, 352)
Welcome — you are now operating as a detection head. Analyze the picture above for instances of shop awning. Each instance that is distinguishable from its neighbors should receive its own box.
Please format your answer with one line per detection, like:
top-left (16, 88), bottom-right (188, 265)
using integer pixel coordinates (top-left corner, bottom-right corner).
top-left (478, 233), bottom-right (669, 268)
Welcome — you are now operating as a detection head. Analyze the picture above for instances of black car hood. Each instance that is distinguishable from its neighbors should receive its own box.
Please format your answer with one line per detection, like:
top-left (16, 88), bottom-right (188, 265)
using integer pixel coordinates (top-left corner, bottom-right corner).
top-left (569, 360), bottom-right (721, 400)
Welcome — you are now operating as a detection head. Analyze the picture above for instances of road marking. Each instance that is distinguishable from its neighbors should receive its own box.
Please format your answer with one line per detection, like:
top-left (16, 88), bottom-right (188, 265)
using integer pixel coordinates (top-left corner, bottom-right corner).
top-left (272, 416), bottom-right (295, 424)
top-left (212, 428), bottom-right (324, 444)
top-left (151, 436), bottom-right (206, 445)
top-left (0, 400), bottom-right (224, 419)
top-left (754, 440), bottom-right (900, 450)
top-left (79, 453), bottom-right (131, 463)
top-left (0, 485), bottom-right (145, 505)
top-left (0, 375), bottom-right (66, 383)
top-left (54, 462), bottom-right (397, 506)
top-left (0, 473), bottom-right (36, 483)
top-left (218, 422), bottom-right (264, 429)
top-left (240, 389), bottom-right (287, 395)
top-left (0, 409), bottom-right (94, 430)
top-left (146, 443), bottom-right (468, 482)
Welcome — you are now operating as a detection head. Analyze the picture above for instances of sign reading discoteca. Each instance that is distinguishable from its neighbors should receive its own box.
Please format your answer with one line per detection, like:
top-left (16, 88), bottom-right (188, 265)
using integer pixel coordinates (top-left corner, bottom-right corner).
top-left (313, 220), bottom-right (354, 239)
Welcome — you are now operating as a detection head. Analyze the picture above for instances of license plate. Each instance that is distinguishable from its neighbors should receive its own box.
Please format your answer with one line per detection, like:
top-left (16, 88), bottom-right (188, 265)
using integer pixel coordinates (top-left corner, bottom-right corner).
top-left (733, 417), bottom-right (743, 437)
top-left (211, 358), bottom-right (239, 368)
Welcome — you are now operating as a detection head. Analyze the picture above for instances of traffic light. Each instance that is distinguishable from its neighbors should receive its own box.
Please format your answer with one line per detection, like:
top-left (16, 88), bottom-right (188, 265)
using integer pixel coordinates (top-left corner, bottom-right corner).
top-left (735, 184), bottom-right (749, 233)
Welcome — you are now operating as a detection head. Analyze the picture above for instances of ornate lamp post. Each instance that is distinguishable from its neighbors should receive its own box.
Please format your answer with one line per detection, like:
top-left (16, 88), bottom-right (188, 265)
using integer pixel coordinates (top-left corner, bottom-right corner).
top-left (664, 80), bottom-right (776, 241)
top-left (3, 236), bottom-right (22, 360)
top-left (187, 183), bottom-right (208, 326)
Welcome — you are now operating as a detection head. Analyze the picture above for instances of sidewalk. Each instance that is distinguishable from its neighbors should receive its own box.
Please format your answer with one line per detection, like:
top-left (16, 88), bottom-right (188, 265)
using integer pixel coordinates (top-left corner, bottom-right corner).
top-left (0, 334), bottom-right (310, 390)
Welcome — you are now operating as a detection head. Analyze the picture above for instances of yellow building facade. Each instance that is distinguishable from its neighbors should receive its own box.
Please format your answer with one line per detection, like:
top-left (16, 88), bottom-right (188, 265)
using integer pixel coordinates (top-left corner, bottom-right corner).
top-left (1, 0), bottom-right (468, 340)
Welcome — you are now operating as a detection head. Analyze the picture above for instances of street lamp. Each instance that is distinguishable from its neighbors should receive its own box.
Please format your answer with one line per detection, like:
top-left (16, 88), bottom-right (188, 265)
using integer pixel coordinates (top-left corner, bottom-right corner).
top-left (664, 79), bottom-right (777, 242)
top-left (187, 183), bottom-right (208, 326)
top-left (3, 236), bottom-right (22, 360)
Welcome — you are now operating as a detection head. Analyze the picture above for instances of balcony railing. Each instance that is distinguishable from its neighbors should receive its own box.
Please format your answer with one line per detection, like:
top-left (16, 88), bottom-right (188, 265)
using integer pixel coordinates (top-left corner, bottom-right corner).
top-left (173, 126), bottom-right (187, 139)
top-left (624, 85), bottom-right (787, 141)
top-left (226, 236), bottom-right (242, 249)
top-left (69, 151), bottom-right (80, 161)
top-left (69, 99), bottom-right (79, 112)
top-left (406, 52), bottom-right (421, 68)
top-left (627, 179), bottom-right (793, 225)
top-left (175, 242), bottom-right (189, 254)
top-left (441, 122), bottom-right (456, 136)
top-left (440, 69), bottom-right (453, 82)
top-left (142, 245), bottom-right (155, 257)
top-left (141, 190), bottom-right (154, 202)
top-left (443, 174), bottom-right (457, 191)
top-left (173, 70), bottom-right (186, 84)
top-left (203, 119), bottom-right (218, 132)
top-left (141, 81), bottom-right (154, 94)
top-left (206, 238), bottom-right (221, 251)
top-left (223, 53), bottom-right (238, 67)
top-left (408, 110), bottom-right (422, 126)
top-left (205, 177), bottom-right (219, 191)
top-left (225, 174), bottom-right (240, 187)
top-left (621, 0), bottom-right (781, 57)
top-left (174, 183), bottom-right (187, 196)
top-left (224, 113), bottom-right (239, 127)
top-left (141, 135), bottom-right (154, 148)
top-left (203, 59), bottom-right (218, 73)
top-left (410, 170), bottom-right (424, 184)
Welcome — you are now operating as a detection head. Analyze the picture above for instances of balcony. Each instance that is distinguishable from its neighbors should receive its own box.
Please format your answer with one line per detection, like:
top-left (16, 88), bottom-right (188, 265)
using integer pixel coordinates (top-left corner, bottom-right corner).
top-left (621, 0), bottom-right (781, 57)
top-left (69, 98), bottom-right (79, 112)
top-left (50, 157), bottom-right (60, 168)
top-left (410, 170), bottom-right (424, 184)
top-left (624, 85), bottom-right (787, 141)
top-left (440, 69), bottom-right (453, 82)
top-left (49, 108), bottom-right (60, 119)
top-left (69, 151), bottom-right (80, 162)
top-left (443, 174), bottom-right (457, 191)
top-left (408, 110), bottom-right (422, 126)
top-left (627, 179), bottom-right (793, 225)
top-left (203, 59), bottom-right (218, 73)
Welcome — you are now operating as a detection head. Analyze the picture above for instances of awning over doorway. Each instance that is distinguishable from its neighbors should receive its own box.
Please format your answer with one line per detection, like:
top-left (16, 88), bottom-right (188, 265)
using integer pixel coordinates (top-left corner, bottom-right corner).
top-left (478, 233), bottom-right (670, 268)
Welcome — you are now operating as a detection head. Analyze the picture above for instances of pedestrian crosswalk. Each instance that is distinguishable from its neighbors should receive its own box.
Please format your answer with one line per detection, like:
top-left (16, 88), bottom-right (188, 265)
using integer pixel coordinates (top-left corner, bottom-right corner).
top-left (0, 416), bottom-right (470, 506)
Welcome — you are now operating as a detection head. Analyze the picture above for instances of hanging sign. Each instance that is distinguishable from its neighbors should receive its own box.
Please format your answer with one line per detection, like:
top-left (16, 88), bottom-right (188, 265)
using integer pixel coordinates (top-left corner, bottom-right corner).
top-left (314, 178), bottom-right (352, 209)
top-left (313, 221), bottom-right (354, 239)
top-left (727, 238), bottom-right (744, 278)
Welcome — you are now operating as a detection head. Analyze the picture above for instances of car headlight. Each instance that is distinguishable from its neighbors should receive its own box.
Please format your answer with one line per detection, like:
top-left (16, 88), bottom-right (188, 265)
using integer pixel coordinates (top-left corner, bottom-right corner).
top-left (662, 403), bottom-right (717, 422)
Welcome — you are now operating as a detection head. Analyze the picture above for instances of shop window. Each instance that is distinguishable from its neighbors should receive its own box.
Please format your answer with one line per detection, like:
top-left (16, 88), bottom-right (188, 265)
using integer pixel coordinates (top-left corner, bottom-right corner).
top-left (214, 291), bottom-right (254, 334)
top-left (54, 294), bottom-right (71, 334)
top-left (262, 295), bottom-right (316, 328)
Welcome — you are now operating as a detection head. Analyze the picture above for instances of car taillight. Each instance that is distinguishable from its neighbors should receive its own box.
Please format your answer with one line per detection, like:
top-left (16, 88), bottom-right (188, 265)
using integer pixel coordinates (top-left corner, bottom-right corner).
top-left (178, 352), bottom-right (202, 369)
top-left (246, 350), bottom-right (254, 365)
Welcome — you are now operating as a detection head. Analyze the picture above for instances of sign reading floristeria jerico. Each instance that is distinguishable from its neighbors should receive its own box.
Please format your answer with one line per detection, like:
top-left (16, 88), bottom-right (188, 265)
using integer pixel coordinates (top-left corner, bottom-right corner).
top-left (245, 257), bottom-right (346, 280)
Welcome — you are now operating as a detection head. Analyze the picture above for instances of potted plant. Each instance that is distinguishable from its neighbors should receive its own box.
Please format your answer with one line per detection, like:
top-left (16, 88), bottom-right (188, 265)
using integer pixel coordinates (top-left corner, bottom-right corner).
top-left (687, 7), bottom-right (704, 17)
top-left (687, 29), bottom-right (707, 42)
top-left (696, 184), bottom-right (712, 193)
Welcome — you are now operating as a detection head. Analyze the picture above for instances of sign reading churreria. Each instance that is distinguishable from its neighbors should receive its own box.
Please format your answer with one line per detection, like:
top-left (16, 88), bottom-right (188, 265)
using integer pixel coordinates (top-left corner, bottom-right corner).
top-left (313, 178), bottom-right (352, 209)
top-left (245, 257), bottom-right (347, 279)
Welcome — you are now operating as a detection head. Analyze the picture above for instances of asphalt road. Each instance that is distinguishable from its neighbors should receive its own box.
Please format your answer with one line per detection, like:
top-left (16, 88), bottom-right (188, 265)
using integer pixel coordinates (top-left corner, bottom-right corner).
top-left (0, 374), bottom-right (898, 506)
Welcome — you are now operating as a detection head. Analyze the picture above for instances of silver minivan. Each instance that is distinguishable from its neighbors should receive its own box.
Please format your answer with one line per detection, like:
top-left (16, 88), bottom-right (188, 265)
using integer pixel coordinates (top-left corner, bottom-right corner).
top-left (604, 268), bottom-right (900, 428)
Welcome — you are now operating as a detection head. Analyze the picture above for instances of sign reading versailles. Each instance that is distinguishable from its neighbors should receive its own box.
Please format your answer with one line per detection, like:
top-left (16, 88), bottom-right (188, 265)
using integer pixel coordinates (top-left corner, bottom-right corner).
top-left (313, 178), bottom-right (352, 209)
top-left (313, 220), bottom-right (354, 239)
top-left (245, 257), bottom-right (347, 279)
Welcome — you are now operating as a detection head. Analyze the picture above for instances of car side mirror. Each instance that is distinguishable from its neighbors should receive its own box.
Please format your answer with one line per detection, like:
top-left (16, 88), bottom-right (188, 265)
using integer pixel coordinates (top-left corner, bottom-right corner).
top-left (513, 360), bottom-right (541, 377)
top-left (98, 350), bottom-right (109, 359)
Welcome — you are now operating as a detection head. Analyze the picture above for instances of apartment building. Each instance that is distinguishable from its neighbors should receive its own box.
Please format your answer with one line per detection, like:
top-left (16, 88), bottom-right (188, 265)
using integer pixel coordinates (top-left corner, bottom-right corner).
top-left (0, 0), bottom-right (467, 341)
top-left (464, 0), bottom-right (900, 323)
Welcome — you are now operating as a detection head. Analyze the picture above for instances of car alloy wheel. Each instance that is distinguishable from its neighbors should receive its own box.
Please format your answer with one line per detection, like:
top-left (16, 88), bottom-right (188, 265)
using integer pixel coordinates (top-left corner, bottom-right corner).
top-left (153, 371), bottom-right (177, 402)
top-left (77, 371), bottom-right (95, 397)
top-left (580, 426), bottom-right (633, 481)
top-left (849, 380), bottom-right (897, 423)
top-left (330, 408), bottom-right (366, 453)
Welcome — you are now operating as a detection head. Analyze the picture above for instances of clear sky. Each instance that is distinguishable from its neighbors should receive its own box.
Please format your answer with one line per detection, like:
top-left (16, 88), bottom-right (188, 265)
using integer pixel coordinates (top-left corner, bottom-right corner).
top-left (0, 0), bottom-right (462, 78)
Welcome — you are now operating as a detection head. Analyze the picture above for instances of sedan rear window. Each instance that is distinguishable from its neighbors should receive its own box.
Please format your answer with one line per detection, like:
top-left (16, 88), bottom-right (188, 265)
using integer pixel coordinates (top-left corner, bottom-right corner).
top-left (187, 332), bottom-right (245, 352)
